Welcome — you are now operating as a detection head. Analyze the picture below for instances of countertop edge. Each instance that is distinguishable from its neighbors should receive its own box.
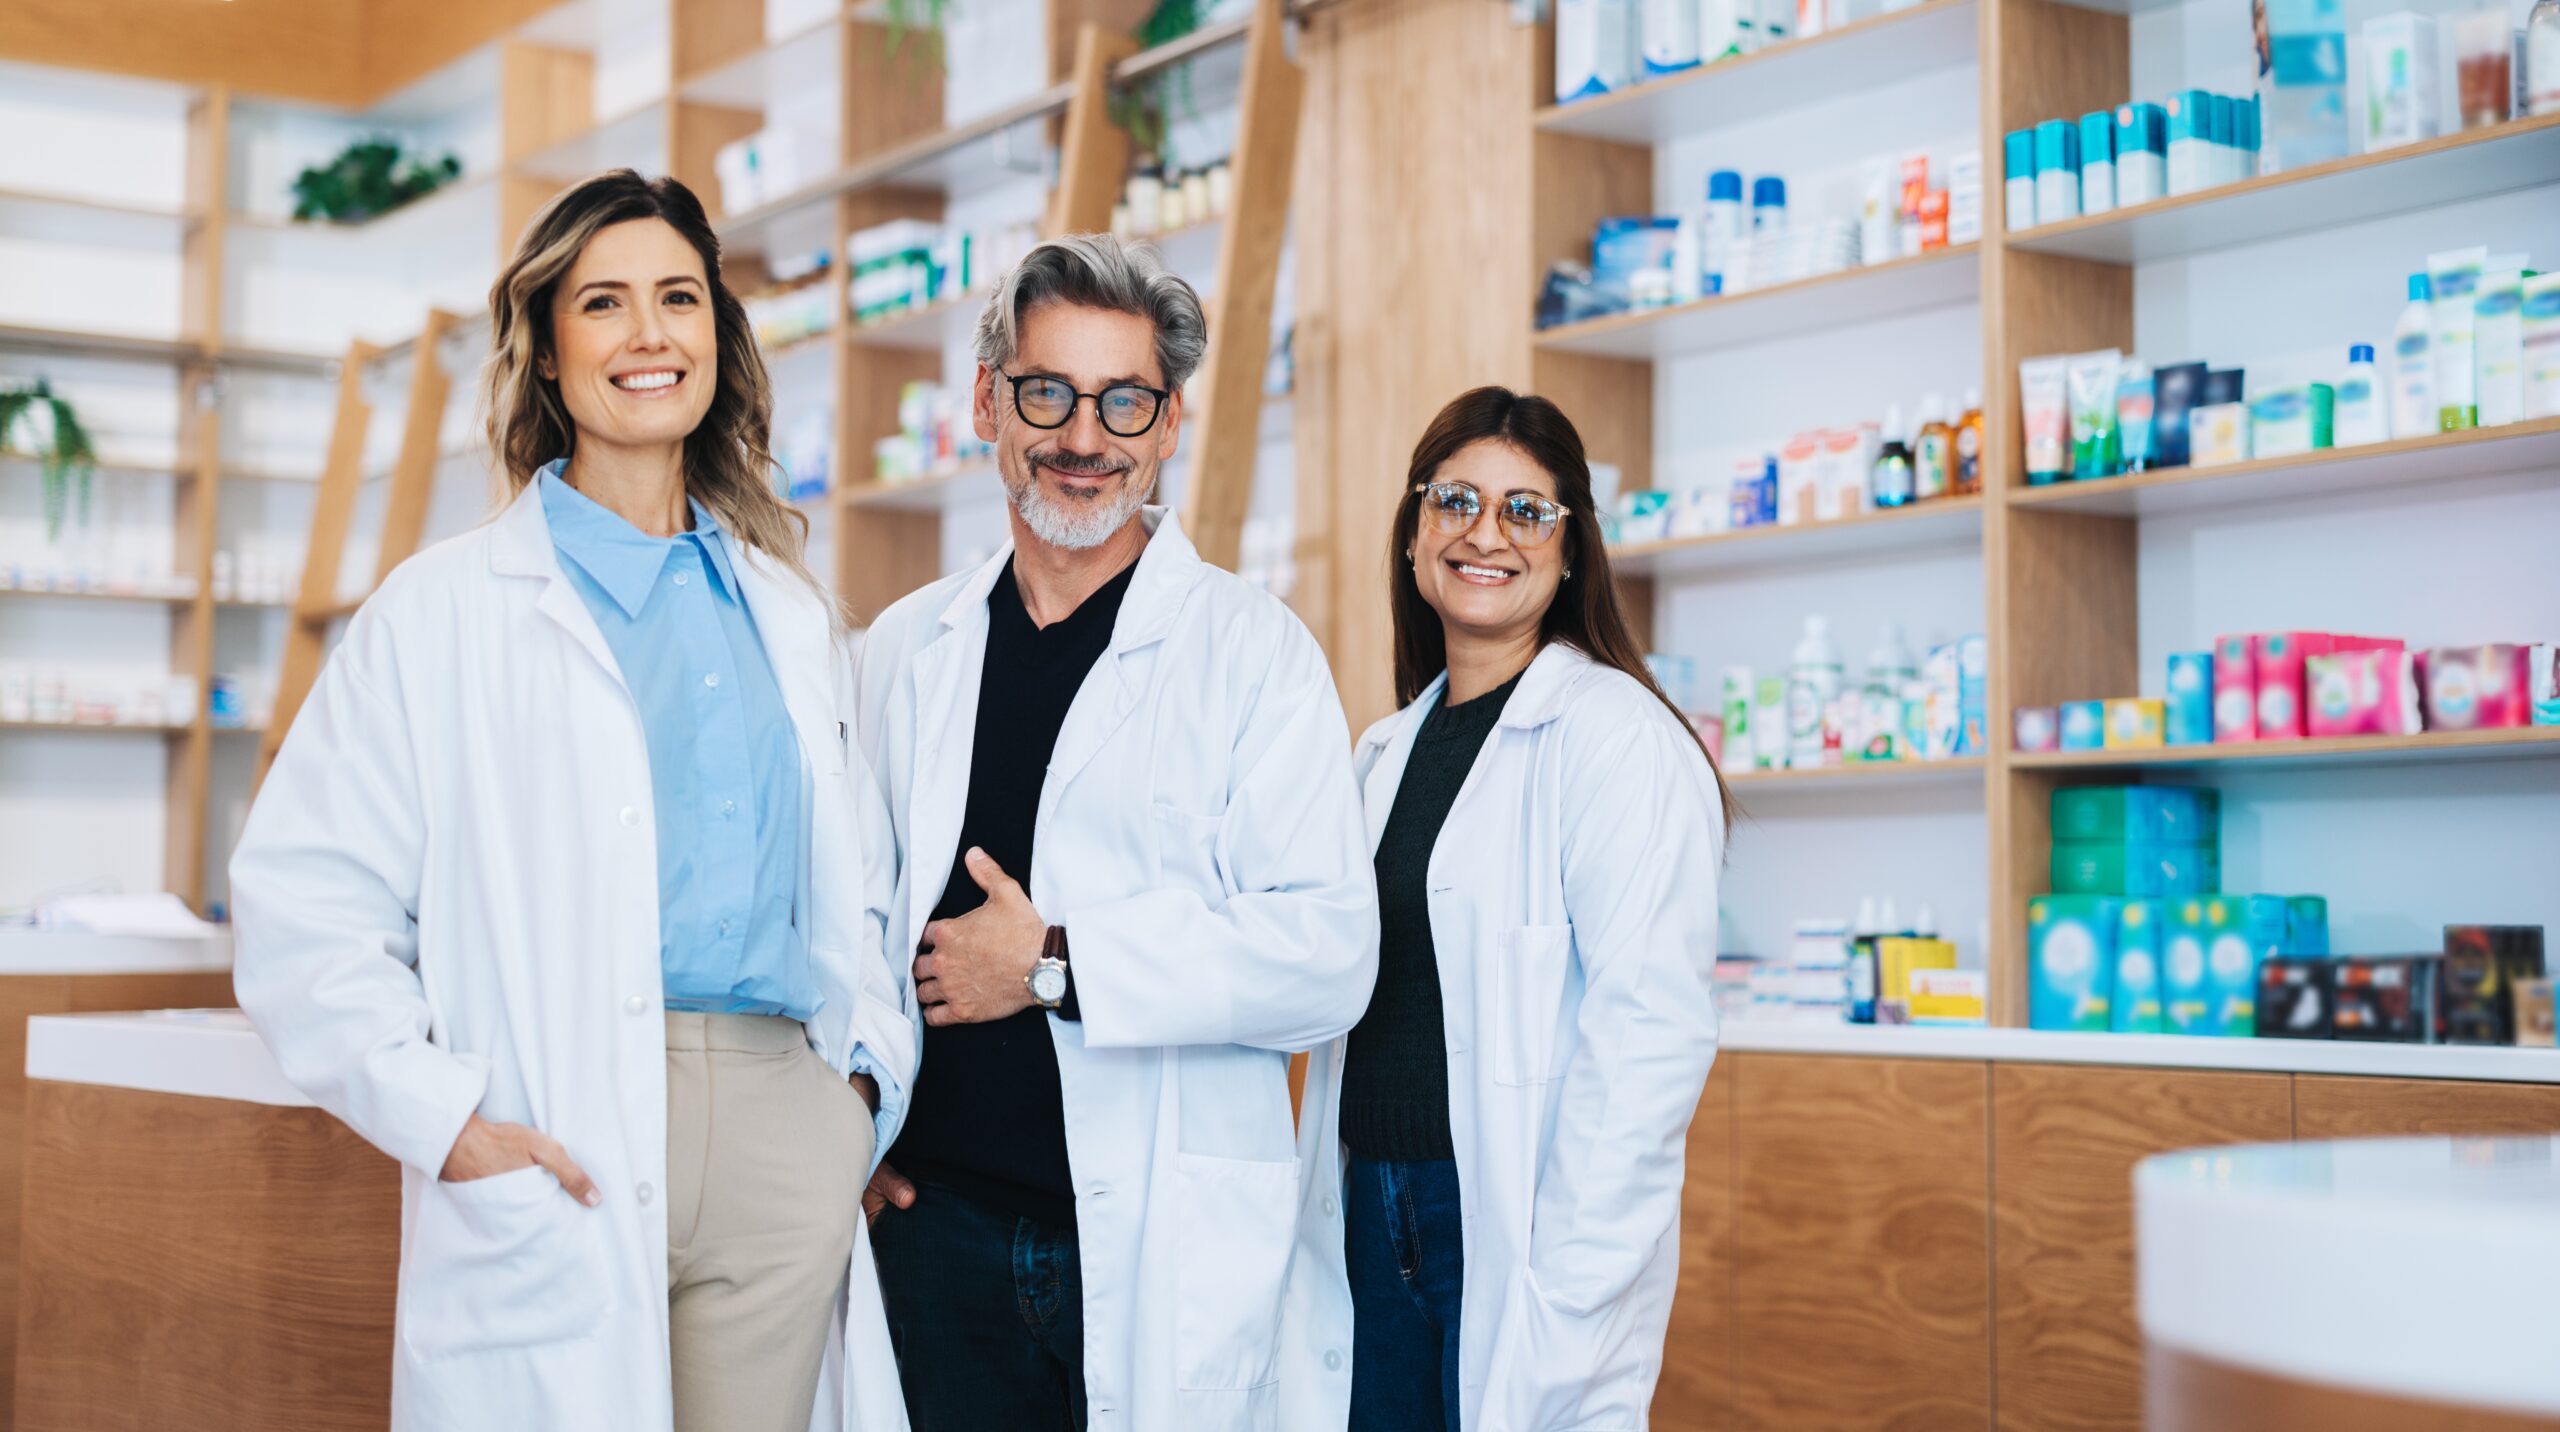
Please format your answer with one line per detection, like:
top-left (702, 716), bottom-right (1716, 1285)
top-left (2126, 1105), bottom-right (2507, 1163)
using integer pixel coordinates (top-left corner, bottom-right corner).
top-left (25, 1012), bottom-right (314, 1108)
top-left (1721, 1023), bottom-right (2560, 1083)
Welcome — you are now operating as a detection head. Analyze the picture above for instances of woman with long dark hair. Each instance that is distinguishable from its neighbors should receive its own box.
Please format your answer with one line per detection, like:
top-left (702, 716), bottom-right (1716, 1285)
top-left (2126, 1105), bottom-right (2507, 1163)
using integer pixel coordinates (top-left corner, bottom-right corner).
top-left (229, 171), bottom-right (912, 1432)
top-left (1281, 387), bottom-right (1731, 1432)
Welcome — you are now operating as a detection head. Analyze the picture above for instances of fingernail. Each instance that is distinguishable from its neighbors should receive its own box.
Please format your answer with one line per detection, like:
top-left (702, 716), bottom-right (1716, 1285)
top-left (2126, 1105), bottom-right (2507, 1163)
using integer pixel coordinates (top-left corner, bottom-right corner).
top-left (584, 1189), bottom-right (602, 1207)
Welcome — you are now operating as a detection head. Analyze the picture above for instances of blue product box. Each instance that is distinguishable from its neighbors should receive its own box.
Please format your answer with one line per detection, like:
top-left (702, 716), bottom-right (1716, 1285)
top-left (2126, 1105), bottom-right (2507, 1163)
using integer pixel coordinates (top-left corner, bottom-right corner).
top-left (2164, 896), bottom-right (2240, 1035)
top-left (2060, 700), bottom-right (2106, 751)
top-left (2112, 899), bottom-right (2167, 1032)
top-left (1592, 216), bottom-right (1679, 288)
top-left (2265, 0), bottom-right (2348, 169)
top-left (2285, 895), bottom-right (2329, 956)
top-left (2215, 896), bottom-right (2290, 1036)
top-left (2166, 652), bottom-right (2215, 746)
top-left (2028, 894), bottom-right (2119, 1031)
top-left (2050, 841), bottom-right (2217, 898)
top-left (2049, 785), bottom-right (2221, 844)
top-left (1958, 635), bottom-right (1989, 755)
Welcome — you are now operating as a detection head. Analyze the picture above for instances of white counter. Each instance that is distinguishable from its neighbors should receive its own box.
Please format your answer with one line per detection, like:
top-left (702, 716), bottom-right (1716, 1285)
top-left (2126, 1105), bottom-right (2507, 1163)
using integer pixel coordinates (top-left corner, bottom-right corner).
top-left (2137, 1136), bottom-right (2560, 1416)
top-left (25, 1009), bottom-right (310, 1107)
top-left (0, 928), bottom-right (231, 976)
top-left (1720, 1021), bottom-right (2560, 1084)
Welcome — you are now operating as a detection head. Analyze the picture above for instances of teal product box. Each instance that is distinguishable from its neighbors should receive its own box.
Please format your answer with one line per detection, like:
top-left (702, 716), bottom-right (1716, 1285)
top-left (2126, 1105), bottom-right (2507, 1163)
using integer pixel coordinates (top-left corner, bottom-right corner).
top-left (2051, 840), bottom-right (2216, 897)
top-left (1957, 635), bottom-right (1989, 755)
top-left (2112, 899), bottom-right (2167, 1033)
top-left (2285, 895), bottom-right (2329, 956)
top-left (2214, 896), bottom-right (2290, 1037)
top-left (2265, 0), bottom-right (2349, 170)
top-left (2050, 785), bottom-right (2220, 845)
top-left (2028, 894), bottom-right (2119, 1031)
top-left (2164, 896), bottom-right (2249, 1035)
top-left (2060, 700), bottom-right (2106, 750)
top-left (2166, 652), bottom-right (2214, 746)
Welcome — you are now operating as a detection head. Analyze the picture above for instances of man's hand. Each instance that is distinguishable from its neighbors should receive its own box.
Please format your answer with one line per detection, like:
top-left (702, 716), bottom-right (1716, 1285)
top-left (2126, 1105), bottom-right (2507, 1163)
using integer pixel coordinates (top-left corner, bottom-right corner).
top-left (864, 1160), bottom-right (917, 1226)
top-left (850, 1071), bottom-right (880, 1113)
top-left (913, 848), bottom-right (1047, 1027)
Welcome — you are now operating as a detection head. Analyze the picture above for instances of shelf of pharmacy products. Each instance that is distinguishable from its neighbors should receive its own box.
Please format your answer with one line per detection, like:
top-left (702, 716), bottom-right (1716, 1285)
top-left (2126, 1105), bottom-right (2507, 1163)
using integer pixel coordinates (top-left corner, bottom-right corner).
top-left (847, 220), bottom-right (1224, 354)
top-left (0, 325), bottom-right (337, 377)
top-left (836, 465), bottom-right (999, 513)
top-left (0, 721), bottom-right (265, 738)
top-left (2010, 725), bottom-right (2560, 773)
top-left (2007, 113), bottom-right (2560, 267)
top-left (1532, 0), bottom-right (1979, 145)
top-left (1533, 244), bottom-right (1980, 362)
top-left (1608, 493), bottom-right (1981, 577)
top-left (0, 588), bottom-right (290, 612)
top-left (1716, 1020), bottom-right (2560, 1083)
top-left (2003, 416), bottom-right (2560, 520)
top-left (1723, 754), bottom-right (1985, 792)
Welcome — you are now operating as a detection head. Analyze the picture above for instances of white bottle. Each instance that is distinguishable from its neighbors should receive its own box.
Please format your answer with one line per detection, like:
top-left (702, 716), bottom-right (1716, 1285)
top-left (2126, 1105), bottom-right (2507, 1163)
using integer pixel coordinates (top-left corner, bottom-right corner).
top-left (1642, 0), bottom-right (1702, 75)
top-left (1865, 622), bottom-right (1917, 697)
top-left (1702, 170), bottom-right (1745, 295)
top-left (2336, 344), bottom-right (2384, 446)
top-left (2532, 0), bottom-right (2560, 115)
top-left (1701, 0), bottom-right (1751, 58)
top-left (2390, 272), bottom-right (2435, 439)
top-left (1786, 614), bottom-right (1844, 770)
top-left (1671, 213), bottom-right (1705, 304)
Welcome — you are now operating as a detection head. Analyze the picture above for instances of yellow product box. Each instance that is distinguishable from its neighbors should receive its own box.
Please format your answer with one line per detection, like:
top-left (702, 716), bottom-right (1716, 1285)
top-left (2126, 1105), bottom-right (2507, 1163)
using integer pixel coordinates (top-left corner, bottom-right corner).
top-left (2104, 698), bottom-right (2167, 749)
top-left (1908, 967), bottom-right (1990, 1025)
top-left (1878, 936), bottom-right (1959, 1023)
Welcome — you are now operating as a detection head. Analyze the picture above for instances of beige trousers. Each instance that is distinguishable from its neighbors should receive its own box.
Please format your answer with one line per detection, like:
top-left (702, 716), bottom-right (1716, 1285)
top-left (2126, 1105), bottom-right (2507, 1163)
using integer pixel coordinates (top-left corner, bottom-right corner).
top-left (664, 1011), bottom-right (873, 1432)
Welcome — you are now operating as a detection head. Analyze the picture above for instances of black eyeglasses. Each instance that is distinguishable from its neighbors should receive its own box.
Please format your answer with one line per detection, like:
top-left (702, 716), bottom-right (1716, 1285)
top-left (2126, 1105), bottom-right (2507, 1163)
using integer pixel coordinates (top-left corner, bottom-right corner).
top-left (1412, 481), bottom-right (1572, 547)
top-left (999, 369), bottom-right (1171, 438)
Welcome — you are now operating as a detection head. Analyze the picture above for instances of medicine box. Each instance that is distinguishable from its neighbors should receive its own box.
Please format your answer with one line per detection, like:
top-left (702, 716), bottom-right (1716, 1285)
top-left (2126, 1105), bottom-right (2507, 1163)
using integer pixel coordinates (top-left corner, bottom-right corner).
top-left (2250, 632), bottom-right (2336, 741)
top-left (2257, 957), bottom-right (2335, 1038)
top-left (2217, 896), bottom-right (2290, 1038)
top-left (1876, 936), bottom-right (1958, 1024)
top-left (2306, 647), bottom-right (2421, 737)
top-left (2362, 12), bottom-right (2441, 152)
top-left (1958, 635), bottom-right (1988, 756)
top-left (2051, 841), bottom-right (2218, 898)
top-left (2059, 700), bottom-right (2105, 751)
top-left (1908, 968), bottom-right (1989, 1026)
top-left (2332, 955), bottom-right (2438, 1042)
top-left (2286, 895), bottom-right (2330, 957)
top-left (2533, 643), bottom-right (2559, 726)
top-left (2028, 895), bottom-right (2117, 1032)
top-left (2440, 924), bottom-right (2547, 1046)
top-left (2420, 645), bottom-right (2535, 731)
top-left (2112, 899), bottom-right (2167, 1033)
top-left (2161, 897), bottom-right (2223, 1035)
top-left (2516, 978), bottom-right (2557, 1048)
top-left (2014, 706), bottom-right (2060, 753)
top-left (2050, 785), bottom-right (2219, 844)
top-left (2166, 652), bottom-right (2214, 746)
top-left (2214, 634), bottom-right (2257, 742)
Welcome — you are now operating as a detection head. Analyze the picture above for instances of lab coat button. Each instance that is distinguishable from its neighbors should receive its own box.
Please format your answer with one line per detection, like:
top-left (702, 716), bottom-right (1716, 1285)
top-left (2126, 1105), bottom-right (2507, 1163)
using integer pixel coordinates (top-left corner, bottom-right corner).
top-left (1322, 1195), bottom-right (1337, 1217)
top-left (703, 673), bottom-right (720, 689)
top-left (618, 806), bottom-right (640, 828)
top-left (624, 995), bottom-right (648, 1016)
top-left (636, 1182), bottom-right (654, 1206)
top-left (1324, 1350), bottom-right (1342, 1371)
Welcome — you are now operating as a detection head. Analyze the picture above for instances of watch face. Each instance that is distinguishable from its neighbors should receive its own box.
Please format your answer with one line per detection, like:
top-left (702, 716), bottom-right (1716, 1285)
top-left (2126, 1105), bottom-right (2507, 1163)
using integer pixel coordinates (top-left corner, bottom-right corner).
top-left (1030, 963), bottom-right (1068, 1003)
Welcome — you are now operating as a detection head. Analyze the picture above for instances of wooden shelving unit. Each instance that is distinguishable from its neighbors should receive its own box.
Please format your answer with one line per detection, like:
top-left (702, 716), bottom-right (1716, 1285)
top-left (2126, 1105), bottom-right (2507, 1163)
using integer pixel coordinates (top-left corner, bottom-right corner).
top-left (2005, 416), bottom-right (2560, 518)
top-left (1609, 494), bottom-right (1983, 576)
top-left (2012, 727), bottom-right (2560, 772)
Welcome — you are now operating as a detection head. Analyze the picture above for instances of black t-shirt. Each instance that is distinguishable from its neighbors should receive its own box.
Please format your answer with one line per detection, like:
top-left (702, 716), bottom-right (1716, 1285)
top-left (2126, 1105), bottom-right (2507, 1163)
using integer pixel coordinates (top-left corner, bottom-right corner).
top-left (888, 557), bottom-right (1136, 1228)
top-left (1337, 671), bottom-right (1523, 1162)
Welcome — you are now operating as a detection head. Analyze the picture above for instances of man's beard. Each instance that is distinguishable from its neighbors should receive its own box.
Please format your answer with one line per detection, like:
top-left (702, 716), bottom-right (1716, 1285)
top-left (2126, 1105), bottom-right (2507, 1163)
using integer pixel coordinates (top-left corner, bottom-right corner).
top-left (1004, 448), bottom-right (1154, 551)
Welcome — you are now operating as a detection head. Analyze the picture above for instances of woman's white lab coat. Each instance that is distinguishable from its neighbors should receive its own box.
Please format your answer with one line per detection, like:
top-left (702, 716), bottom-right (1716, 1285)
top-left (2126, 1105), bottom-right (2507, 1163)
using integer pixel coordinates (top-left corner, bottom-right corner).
top-left (228, 485), bottom-right (916, 1432)
top-left (852, 507), bottom-right (1379, 1432)
top-left (1277, 641), bottom-right (1725, 1432)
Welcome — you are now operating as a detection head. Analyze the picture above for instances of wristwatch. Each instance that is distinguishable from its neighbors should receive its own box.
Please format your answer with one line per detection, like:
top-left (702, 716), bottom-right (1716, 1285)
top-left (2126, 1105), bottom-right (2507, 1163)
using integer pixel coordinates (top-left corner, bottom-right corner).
top-left (1026, 925), bottom-right (1070, 1010)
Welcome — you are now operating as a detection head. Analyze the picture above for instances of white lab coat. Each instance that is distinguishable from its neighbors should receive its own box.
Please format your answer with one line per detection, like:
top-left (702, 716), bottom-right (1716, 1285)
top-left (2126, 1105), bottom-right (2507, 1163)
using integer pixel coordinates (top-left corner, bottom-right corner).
top-left (229, 484), bottom-right (916, 1432)
top-left (1277, 642), bottom-right (1725, 1432)
top-left (851, 507), bottom-right (1378, 1432)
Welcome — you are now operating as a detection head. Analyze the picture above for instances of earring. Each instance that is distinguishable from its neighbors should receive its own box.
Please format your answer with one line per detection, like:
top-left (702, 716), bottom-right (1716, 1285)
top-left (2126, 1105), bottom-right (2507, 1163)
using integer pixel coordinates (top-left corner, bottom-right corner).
top-left (1564, 566), bottom-right (1575, 579)
top-left (1405, 549), bottom-right (1415, 564)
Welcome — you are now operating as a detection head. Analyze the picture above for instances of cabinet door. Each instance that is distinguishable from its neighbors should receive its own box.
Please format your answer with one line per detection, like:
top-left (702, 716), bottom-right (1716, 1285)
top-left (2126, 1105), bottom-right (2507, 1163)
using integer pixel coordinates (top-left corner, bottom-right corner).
top-left (2293, 1075), bottom-right (2560, 1139)
top-left (1992, 1064), bottom-right (2292, 1432)
top-left (1732, 1054), bottom-right (1991, 1432)
top-left (1655, 1061), bottom-right (1736, 1430)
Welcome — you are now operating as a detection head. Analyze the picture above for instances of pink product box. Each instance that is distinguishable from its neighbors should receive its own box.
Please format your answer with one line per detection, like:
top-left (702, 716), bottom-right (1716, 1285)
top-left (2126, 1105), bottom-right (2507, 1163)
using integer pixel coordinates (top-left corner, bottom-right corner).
top-left (2014, 705), bottom-right (2061, 753)
top-left (2245, 633), bottom-right (2400, 741)
top-left (2307, 648), bottom-right (2421, 737)
top-left (2420, 644), bottom-right (2536, 731)
top-left (2213, 634), bottom-right (2257, 742)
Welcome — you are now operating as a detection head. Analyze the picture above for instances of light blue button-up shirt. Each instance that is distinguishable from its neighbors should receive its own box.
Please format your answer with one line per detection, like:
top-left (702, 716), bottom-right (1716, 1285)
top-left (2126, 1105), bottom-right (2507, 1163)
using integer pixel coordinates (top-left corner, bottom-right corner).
top-left (540, 462), bottom-right (816, 1023)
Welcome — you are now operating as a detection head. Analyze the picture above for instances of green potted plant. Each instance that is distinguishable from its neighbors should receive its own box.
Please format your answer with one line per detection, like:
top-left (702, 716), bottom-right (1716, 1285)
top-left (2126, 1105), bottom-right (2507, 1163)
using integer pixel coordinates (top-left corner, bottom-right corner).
top-left (290, 137), bottom-right (464, 224)
top-left (1113, 0), bottom-right (1212, 168)
top-left (0, 379), bottom-right (99, 542)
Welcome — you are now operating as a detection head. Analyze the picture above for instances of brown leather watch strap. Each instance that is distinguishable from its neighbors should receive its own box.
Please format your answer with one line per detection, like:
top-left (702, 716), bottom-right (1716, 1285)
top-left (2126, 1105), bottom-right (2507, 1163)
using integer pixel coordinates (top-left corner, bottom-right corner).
top-left (1043, 925), bottom-right (1069, 963)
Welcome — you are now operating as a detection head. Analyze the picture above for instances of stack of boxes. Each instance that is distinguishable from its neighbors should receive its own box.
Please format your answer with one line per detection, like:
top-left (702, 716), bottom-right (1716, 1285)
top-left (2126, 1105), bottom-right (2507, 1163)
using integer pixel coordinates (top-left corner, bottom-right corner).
top-left (2029, 784), bottom-right (2332, 1037)
top-left (2259, 924), bottom-right (2551, 1045)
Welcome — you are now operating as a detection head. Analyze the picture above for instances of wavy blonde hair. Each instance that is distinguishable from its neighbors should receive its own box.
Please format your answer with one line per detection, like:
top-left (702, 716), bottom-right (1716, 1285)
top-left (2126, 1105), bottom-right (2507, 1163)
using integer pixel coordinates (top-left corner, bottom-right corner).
top-left (483, 170), bottom-right (829, 607)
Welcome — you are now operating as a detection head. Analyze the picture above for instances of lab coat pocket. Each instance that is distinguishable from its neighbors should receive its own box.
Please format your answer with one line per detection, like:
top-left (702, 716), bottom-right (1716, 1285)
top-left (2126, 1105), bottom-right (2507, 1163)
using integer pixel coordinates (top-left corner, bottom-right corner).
top-left (1151, 801), bottom-right (1231, 899)
top-left (1173, 1151), bottom-right (1300, 1391)
top-left (1490, 924), bottom-right (1574, 1086)
top-left (404, 1164), bottom-right (611, 1360)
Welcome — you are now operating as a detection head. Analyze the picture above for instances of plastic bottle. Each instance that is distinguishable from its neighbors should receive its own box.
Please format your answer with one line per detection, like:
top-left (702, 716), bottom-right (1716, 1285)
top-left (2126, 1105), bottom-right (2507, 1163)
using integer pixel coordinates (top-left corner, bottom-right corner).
top-left (1701, 0), bottom-right (1752, 59)
top-left (1914, 902), bottom-right (1938, 939)
top-left (1912, 395), bottom-right (1954, 502)
top-left (1847, 896), bottom-right (1880, 1024)
top-left (1751, 175), bottom-right (1788, 234)
top-left (1871, 404), bottom-right (1916, 509)
top-left (1954, 387), bottom-right (1985, 495)
top-left (1785, 614), bottom-right (1843, 770)
top-left (1866, 622), bottom-right (1917, 696)
top-left (1702, 170), bottom-right (1745, 294)
top-left (1640, 0), bottom-right (1702, 75)
top-left (2390, 273), bottom-right (2435, 439)
top-left (2336, 344), bottom-right (2384, 446)
top-left (2533, 0), bottom-right (2560, 115)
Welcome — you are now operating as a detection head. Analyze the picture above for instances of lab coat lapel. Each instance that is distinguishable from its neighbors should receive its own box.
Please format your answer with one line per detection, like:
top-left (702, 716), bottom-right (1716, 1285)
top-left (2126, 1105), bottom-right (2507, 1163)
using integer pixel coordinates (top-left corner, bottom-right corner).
top-left (731, 547), bottom-right (844, 773)
top-left (901, 549), bottom-right (1007, 954)
top-left (1359, 677), bottom-right (1444, 856)
top-left (487, 483), bottom-right (630, 692)
top-left (1039, 508), bottom-right (1203, 803)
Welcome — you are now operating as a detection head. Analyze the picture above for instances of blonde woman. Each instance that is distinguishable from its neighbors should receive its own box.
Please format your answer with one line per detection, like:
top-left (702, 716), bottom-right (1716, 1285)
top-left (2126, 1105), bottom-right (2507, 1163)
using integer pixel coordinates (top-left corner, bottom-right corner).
top-left (229, 170), bottom-right (914, 1432)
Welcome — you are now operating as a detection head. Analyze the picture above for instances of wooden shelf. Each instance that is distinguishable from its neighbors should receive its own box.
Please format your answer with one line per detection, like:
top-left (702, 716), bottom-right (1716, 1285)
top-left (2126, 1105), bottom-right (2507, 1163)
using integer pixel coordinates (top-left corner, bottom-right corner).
top-left (0, 187), bottom-right (195, 232)
top-left (2005, 418), bottom-right (2560, 519)
top-left (0, 324), bottom-right (340, 377)
top-left (1726, 755), bottom-right (1988, 791)
top-left (0, 720), bottom-right (191, 737)
top-left (849, 294), bottom-right (985, 352)
top-left (2006, 113), bottom-right (2560, 266)
top-left (761, 326), bottom-right (843, 365)
top-left (716, 82), bottom-right (1075, 250)
top-left (837, 464), bottom-right (1001, 512)
top-left (512, 98), bottom-right (671, 184)
top-left (1611, 494), bottom-right (1983, 578)
top-left (1533, 244), bottom-right (1981, 361)
top-left (223, 172), bottom-right (501, 239)
top-left (2010, 727), bottom-right (2560, 773)
top-left (677, 8), bottom-right (845, 108)
top-left (1533, 0), bottom-right (1980, 145)
top-left (0, 587), bottom-right (200, 607)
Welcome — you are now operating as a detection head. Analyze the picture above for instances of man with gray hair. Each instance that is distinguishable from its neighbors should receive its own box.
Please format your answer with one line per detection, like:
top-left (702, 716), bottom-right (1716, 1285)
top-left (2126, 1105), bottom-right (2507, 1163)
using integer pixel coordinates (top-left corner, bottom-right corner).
top-left (850, 233), bottom-right (1378, 1431)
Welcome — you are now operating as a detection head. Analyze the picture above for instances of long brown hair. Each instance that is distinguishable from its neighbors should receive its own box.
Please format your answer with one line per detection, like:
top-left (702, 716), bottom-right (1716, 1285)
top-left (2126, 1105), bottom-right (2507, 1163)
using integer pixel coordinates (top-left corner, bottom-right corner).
top-left (1390, 386), bottom-right (1736, 830)
top-left (483, 170), bottom-right (829, 606)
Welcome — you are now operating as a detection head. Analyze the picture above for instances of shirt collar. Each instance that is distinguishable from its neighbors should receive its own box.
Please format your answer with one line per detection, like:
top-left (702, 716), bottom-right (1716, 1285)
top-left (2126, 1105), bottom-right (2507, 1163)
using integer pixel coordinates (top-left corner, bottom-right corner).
top-left (537, 460), bottom-right (733, 618)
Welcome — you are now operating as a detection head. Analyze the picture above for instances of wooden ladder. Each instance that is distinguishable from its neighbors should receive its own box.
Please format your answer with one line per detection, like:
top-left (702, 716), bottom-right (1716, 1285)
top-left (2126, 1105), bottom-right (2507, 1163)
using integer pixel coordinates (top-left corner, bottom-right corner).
top-left (254, 307), bottom-right (463, 786)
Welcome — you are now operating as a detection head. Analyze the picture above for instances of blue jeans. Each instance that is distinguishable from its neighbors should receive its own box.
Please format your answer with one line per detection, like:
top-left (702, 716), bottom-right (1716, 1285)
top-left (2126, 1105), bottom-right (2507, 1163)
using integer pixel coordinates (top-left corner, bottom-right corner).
top-left (1344, 1154), bottom-right (1466, 1432)
top-left (868, 1179), bottom-right (1086, 1432)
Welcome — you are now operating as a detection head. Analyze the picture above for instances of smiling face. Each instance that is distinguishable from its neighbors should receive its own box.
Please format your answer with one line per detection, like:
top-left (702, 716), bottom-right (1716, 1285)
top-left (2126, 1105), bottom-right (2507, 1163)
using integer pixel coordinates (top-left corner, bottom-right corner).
top-left (540, 217), bottom-right (717, 458)
top-left (1410, 439), bottom-right (1570, 650)
top-left (974, 300), bottom-right (1180, 552)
